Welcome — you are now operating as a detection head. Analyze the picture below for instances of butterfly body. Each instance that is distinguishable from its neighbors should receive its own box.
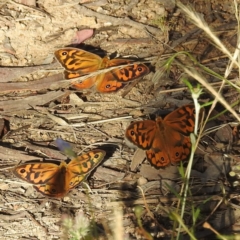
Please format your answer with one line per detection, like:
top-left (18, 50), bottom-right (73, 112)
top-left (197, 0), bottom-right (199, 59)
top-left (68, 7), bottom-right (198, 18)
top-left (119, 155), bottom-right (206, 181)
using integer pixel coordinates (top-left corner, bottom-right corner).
top-left (54, 48), bottom-right (149, 93)
top-left (125, 105), bottom-right (199, 168)
top-left (13, 150), bottom-right (106, 197)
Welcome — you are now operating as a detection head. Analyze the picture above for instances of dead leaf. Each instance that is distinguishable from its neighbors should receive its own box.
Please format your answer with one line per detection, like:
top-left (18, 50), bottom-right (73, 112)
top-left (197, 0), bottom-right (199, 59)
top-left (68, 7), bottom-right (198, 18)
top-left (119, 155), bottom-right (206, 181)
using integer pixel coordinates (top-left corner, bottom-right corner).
top-left (130, 148), bottom-right (146, 171)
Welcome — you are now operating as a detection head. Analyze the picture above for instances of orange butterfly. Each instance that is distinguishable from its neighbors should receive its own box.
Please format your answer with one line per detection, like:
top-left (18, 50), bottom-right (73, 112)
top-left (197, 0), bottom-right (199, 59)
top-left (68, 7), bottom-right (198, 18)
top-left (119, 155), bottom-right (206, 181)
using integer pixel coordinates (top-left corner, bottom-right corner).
top-left (125, 105), bottom-right (202, 168)
top-left (54, 48), bottom-right (149, 93)
top-left (13, 149), bottom-right (106, 198)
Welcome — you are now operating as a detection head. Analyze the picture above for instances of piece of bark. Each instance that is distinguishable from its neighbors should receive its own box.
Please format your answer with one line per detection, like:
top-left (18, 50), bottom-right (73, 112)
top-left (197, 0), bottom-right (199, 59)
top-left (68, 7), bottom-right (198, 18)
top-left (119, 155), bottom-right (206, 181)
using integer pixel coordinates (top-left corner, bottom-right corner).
top-left (0, 90), bottom-right (66, 112)
top-left (0, 62), bottom-right (59, 83)
top-left (0, 73), bottom-right (64, 93)
top-left (0, 146), bottom-right (42, 163)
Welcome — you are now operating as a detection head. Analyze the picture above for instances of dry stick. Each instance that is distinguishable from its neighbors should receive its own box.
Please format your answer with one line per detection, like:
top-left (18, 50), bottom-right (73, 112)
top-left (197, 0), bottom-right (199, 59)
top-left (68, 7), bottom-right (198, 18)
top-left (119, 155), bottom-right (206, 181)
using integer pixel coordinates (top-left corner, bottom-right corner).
top-left (0, 73), bottom-right (63, 93)
top-left (157, 78), bottom-right (238, 94)
top-left (74, 5), bottom-right (161, 36)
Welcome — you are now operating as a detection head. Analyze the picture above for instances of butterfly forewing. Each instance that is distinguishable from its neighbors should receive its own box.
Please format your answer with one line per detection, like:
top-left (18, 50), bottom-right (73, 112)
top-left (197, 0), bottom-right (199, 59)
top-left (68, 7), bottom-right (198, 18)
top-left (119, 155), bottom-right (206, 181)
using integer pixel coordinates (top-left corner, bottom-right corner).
top-left (66, 149), bottom-right (105, 190)
top-left (13, 162), bottom-right (62, 185)
top-left (164, 105), bottom-right (196, 135)
top-left (125, 120), bottom-right (157, 150)
top-left (55, 48), bottom-right (102, 74)
top-left (68, 150), bottom-right (106, 175)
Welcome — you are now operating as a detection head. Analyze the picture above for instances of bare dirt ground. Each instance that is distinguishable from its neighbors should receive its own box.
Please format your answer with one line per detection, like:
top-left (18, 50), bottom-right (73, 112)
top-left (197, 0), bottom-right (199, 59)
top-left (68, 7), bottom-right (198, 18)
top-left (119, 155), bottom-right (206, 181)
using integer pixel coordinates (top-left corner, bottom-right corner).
top-left (0, 0), bottom-right (240, 239)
